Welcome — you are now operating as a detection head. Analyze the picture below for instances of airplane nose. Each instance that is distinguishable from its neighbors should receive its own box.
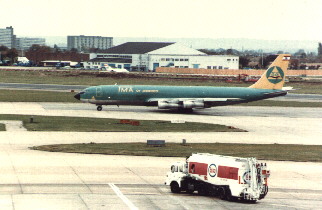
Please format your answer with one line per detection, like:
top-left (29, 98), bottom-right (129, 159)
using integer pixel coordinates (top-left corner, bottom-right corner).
top-left (74, 93), bottom-right (81, 100)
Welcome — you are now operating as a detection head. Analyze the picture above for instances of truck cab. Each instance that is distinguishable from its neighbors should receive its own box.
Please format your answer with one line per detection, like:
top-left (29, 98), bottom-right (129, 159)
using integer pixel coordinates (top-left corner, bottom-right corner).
top-left (165, 162), bottom-right (187, 193)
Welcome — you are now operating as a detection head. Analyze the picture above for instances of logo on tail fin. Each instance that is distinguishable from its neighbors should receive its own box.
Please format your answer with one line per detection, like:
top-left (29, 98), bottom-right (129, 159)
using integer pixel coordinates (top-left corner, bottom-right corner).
top-left (266, 66), bottom-right (284, 84)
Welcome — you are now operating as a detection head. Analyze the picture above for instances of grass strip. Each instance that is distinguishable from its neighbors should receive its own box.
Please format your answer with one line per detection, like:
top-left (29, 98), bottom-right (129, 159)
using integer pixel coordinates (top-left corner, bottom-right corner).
top-left (30, 143), bottom-right (322, 162)
top-left (0, 124), bottom-right (5, 131)
top-left (0, 114), bottom-right (244, 132)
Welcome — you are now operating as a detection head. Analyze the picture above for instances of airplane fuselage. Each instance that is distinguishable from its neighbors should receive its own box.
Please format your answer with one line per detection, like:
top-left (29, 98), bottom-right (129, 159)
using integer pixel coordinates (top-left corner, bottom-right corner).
top-left (76, 85), bottom-right (286, 107)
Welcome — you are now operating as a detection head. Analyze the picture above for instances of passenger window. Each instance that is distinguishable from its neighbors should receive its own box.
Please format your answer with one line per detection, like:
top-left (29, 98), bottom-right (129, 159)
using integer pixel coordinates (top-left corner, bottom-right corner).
top-left (171, 165), bottom-right (175, 173)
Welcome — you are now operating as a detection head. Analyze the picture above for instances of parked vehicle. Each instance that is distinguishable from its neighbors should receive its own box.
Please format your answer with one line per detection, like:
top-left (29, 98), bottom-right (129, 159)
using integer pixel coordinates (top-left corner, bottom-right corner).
top-left (165, 153), bottom-right (270, 202)
top-left (100, 65), bottom-right (129, 73)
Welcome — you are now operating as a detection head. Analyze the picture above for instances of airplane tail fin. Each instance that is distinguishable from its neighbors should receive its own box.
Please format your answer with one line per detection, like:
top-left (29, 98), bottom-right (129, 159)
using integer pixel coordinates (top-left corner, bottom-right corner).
top-left (249, 54), bottom-right (291, 90)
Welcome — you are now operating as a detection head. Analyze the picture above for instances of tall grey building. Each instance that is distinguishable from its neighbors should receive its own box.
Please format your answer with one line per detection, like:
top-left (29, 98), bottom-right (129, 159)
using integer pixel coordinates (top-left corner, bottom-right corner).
top-left (16, 37), bottom-right (46, 50)
top-left (67, 35), bottom-right (113, 51)
top-left (0, 26), bottom-right (15, 48)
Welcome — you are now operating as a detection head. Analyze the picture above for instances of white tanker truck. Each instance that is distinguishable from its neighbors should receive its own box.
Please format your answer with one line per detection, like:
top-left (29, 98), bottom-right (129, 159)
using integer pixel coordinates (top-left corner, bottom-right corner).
top-left (165, 153), bottom-right (270, 202)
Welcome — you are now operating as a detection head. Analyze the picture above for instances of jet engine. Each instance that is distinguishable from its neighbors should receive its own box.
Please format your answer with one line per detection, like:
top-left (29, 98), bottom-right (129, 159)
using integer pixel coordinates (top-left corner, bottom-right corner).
top-left (158, 100), bottom-right (205, 109)
top-left (183, 100), bottom-right (205, 109)
top-left (158, 100), bottom-right (180, 109)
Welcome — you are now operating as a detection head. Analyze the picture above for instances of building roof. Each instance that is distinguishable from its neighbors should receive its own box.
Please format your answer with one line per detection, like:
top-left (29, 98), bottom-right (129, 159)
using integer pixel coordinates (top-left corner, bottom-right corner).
top-left (102, 42), bottom-right (175, 54)
top-left (89, 58), bottom-right (132, 63)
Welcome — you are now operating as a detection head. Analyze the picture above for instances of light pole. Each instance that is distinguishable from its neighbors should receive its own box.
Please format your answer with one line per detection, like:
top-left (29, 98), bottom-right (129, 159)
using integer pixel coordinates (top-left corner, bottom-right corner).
top-left (261, 50), bottom-right (264, 68)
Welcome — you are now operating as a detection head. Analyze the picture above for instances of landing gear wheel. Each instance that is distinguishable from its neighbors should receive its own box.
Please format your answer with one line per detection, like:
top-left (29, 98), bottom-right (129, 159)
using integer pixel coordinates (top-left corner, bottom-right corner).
top-left (170, 182), bottom-right (180, 193)
top-left (97, 106), bottom-right (103, 111)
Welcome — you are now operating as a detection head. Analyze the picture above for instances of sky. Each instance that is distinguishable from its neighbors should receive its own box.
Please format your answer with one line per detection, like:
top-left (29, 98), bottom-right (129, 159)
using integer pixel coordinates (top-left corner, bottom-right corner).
top-left (1, 0), bottom-right (322, 42)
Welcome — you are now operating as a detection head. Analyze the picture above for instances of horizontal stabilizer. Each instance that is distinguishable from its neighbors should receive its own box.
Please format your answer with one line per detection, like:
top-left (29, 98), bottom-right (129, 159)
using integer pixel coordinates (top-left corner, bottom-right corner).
top-left (282, 86), bottom-right (294, 91)
top-left (263, 91), bottom-right (287, 97)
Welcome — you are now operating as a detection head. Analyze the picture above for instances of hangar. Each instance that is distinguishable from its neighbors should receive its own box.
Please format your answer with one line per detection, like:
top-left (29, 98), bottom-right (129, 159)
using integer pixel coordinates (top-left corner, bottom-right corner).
top-left (83, 42), bottom-right (239, 71)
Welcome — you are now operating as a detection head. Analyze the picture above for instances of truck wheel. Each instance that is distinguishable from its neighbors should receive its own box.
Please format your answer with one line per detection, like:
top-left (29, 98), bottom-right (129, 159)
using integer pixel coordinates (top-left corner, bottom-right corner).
top-left (170, 182), bottom-right (180, 193)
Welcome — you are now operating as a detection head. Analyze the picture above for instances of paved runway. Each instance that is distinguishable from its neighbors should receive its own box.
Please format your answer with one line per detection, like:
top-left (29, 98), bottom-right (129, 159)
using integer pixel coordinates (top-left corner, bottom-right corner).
top-left (0, 102), bottom-right (321, 209)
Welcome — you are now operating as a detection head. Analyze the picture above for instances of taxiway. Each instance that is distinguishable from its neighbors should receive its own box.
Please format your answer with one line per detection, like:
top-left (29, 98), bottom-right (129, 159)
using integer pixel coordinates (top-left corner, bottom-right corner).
top-left (0, 102), bottom-right (321, 209)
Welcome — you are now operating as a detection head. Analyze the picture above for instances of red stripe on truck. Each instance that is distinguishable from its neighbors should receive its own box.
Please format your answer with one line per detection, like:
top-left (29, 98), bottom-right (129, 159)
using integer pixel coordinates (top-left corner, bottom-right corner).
top-left (218, 166), bottom-right (239, 180)
top-left (189, 162), bottom-right (208, 175)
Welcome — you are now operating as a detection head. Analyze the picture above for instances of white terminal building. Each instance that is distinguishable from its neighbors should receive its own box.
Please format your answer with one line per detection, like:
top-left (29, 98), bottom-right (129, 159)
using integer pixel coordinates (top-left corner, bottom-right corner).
top-left (84, 42), bottom-right (239, 71)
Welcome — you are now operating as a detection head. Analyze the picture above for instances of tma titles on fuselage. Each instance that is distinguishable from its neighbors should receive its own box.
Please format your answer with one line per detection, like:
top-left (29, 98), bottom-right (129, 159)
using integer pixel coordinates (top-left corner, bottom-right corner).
top-left (74, 54), bottom-right (292, 111)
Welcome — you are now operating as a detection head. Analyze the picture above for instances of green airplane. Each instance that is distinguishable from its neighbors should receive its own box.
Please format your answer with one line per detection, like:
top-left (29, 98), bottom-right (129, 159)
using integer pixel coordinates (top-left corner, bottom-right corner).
top-left (74, 54), bottom-right (292, 111)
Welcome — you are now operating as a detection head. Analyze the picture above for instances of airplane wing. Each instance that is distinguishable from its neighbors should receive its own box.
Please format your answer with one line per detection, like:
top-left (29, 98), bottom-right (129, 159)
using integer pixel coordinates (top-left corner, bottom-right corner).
top-left (147, 98), bottom-right (244, 103)
top-left (146, 98), bottom-right (245, 108)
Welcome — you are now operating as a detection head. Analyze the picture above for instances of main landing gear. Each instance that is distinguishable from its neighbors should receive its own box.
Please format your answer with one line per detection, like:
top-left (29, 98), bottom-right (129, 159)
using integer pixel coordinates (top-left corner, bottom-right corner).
top-left (97, 105), bottom-right (103, 111)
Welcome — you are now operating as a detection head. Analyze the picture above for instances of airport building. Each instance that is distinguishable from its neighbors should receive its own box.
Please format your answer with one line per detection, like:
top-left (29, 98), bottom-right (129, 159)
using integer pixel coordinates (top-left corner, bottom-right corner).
top-left (67, 35), bottom-right (113, 51)
top-left (84, 42), bottom-right (239, 71)
top-left (16, 37), bottom-right (46, 50)
top-left (0, 26), bottom-right (15, 48)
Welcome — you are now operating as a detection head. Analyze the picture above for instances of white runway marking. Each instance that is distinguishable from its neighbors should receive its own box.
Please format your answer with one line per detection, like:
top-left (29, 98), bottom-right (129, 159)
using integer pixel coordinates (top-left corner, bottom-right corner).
top-left (109, 183), bottom-right (138, 210)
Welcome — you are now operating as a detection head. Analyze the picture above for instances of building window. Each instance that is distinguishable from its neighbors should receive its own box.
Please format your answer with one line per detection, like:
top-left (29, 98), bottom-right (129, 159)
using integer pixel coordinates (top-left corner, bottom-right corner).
top-left (207, 66), bottom-right (211, 69)
top-left (184, 59), bottom-right (189, 61)
top-left (219, 66), bottom-right (223, 69)
top-left (227, 59), bottom-right (231, 61)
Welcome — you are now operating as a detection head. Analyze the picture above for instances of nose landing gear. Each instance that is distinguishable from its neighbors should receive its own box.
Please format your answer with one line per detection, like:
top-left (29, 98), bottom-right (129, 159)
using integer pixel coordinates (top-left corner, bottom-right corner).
top-left (97, 105), bottom-right (103, 111)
